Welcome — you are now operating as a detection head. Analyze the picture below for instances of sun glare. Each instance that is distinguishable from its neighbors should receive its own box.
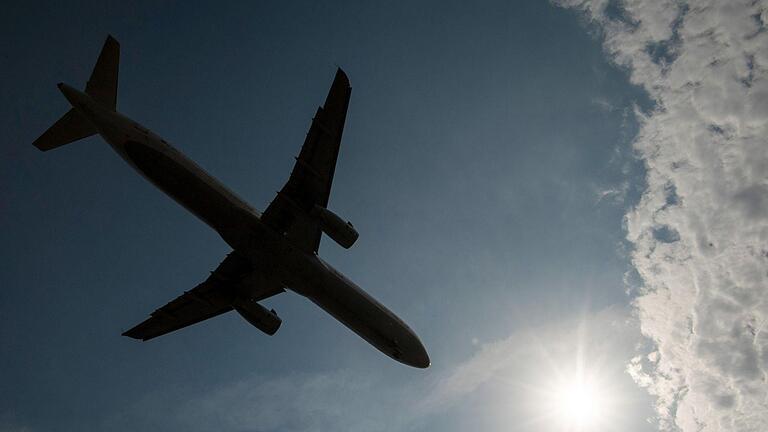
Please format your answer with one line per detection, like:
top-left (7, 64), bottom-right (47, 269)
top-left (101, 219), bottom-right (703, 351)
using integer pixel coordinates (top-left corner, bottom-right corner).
top-left (500, 318), bottom-right (627, 431)
top-left (554, 379), bottom-right (605, 429)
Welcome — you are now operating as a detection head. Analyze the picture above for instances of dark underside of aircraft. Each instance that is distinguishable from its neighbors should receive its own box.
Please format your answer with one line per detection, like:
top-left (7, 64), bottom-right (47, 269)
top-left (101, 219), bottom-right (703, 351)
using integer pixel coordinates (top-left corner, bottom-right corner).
top-left (33, 36), bottom-right (430, 368)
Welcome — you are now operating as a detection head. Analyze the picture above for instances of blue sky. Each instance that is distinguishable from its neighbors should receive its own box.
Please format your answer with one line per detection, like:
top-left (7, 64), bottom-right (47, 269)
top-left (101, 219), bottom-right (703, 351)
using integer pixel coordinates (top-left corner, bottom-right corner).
top-left (0, 1), bottom-right (670, 431)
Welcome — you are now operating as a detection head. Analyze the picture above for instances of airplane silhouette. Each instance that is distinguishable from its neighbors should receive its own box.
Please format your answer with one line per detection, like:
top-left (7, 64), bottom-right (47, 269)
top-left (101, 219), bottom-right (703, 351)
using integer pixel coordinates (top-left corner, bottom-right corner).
top-left (33, 36), bottom-right (429, 368)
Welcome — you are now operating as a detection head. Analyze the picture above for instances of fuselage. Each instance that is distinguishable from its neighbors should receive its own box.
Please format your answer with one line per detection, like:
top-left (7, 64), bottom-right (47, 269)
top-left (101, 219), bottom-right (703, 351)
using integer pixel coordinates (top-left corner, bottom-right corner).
top-left (58, 83), bottom-right (429, 368)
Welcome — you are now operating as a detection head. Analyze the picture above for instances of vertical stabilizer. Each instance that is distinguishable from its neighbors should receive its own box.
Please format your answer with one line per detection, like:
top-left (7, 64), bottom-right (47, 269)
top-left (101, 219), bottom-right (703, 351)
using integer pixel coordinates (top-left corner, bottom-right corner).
top-left (85, 35), bottom-right (120, 110)
top-left (31, 36), bottom-right (120, 151)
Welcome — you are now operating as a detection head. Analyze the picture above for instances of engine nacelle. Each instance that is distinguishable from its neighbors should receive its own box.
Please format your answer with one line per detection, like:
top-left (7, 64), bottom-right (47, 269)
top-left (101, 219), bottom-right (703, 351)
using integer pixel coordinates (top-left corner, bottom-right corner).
top-left (311, 205), bottom-right (359, 249)
top-left (233, 299), bottom-right (281, 335)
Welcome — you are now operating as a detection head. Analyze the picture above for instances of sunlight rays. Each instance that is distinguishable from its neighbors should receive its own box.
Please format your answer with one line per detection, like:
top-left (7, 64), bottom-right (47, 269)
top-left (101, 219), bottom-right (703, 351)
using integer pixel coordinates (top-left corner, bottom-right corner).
top-left (490, 312), bottom-right (631, 432)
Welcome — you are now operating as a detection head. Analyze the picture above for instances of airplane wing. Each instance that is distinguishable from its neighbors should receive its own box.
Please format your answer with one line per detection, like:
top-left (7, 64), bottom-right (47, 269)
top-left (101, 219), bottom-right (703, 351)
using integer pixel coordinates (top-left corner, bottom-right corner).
top-left (123, 252), bottom-right (279, 341)
top-left (260, 68), bottom-right (352, 253)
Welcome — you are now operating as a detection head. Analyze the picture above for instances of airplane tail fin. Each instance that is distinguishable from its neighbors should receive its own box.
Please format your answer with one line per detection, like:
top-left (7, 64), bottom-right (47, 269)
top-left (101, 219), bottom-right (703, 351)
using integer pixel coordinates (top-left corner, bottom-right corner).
top-left (32, 35), bottom-right (120, 151)
top-left (85, 35), bottom-right (119, 110)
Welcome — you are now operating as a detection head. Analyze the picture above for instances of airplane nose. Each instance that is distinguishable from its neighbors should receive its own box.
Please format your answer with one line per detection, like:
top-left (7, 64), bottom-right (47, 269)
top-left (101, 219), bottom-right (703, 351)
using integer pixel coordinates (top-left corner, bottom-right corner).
top-left (400, 336), bottom-right (431, 369)
top-left (411, 343), bottom-right (431, 369)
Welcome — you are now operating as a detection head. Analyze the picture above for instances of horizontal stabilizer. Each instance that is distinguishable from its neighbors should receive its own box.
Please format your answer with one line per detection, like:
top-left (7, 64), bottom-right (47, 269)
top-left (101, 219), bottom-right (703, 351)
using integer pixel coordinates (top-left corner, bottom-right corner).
top-left (32, 35), bottom-right (120, 151)
top-left (32, 108), bottom-right (96, 151)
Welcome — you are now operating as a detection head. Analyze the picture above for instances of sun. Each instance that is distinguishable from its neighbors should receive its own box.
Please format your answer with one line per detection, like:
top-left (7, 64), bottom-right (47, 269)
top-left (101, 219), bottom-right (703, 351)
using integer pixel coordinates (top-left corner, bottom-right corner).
top-left (553, 378), bottom-right (605, 429)
top-left (499, 316), bottom-right (630, 431)
top-left (530, 361), bottom-right (615, 432)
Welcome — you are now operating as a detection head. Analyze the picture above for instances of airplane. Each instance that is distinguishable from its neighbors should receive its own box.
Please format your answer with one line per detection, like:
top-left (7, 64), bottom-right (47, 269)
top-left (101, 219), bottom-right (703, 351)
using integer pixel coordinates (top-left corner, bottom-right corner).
top-left (32, 36), bottom-right (430, 368)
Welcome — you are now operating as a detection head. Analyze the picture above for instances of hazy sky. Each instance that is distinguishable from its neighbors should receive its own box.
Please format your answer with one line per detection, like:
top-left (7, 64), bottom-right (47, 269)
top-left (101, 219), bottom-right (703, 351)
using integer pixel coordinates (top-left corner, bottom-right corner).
top-left (3, 1), bottom-right (765, 431)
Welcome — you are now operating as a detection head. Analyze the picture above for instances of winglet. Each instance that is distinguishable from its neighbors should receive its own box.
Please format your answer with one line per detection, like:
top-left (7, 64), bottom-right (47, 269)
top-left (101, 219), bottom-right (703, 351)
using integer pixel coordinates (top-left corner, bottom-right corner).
top-left (324, 68), bottom-right (350, 112)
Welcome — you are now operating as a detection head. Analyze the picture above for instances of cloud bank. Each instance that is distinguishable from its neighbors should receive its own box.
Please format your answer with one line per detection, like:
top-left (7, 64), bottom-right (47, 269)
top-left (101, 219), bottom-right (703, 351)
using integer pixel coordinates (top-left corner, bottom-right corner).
top-left (554, 0), bottom-right (768, 430)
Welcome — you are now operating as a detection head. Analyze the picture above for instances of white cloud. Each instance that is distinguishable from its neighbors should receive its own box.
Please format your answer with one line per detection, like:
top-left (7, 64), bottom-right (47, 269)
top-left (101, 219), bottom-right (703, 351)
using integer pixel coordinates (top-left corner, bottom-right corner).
top-left (0, 413), bottom-right (33, 432)
top-left (106, 308), bottom-right (648, 432)
top-left (595, 181), bottom-right (629, 204)
top-left (0, 427), bottom-right (32, 432)
top-left (162, 308), bottom-right (647, 432)
top-left (592, 96), bottom-right (618, 112)
top-left (554, 0), bottom-right (768, 430)
top-left (419, 307), bottom-right (644, 414)
top-left (178, 370), bottom-right (396, 432)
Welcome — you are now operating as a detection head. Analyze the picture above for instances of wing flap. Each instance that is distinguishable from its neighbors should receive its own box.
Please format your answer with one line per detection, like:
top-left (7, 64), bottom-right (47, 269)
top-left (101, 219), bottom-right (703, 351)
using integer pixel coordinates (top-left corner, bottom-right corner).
top-left (123, 252), bottom-right (253, 341)
top-left (123, 282), bottom-right (235, 341)
top-left (261, 69), bottom-right (351, 253)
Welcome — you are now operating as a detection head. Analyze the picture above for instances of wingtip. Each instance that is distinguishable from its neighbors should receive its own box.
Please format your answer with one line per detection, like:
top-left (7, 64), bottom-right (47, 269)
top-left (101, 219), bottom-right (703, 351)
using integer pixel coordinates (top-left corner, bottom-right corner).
top-left (334, 67), bottom-right (350, 88)
top-left (32, 137), bottom-right (50, 152)
top-left (121, 329), bottom-right (141, 340)
top-left (105, 34), bottom-right (120, 48)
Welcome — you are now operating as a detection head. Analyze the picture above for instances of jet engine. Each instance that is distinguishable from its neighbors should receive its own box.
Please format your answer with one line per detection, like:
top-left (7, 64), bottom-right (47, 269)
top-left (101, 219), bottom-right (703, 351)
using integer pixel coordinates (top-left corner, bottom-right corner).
top-left (311, 205), bottom-right (359, 248)
top-left (233, 299), bottom-right (282, 335)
